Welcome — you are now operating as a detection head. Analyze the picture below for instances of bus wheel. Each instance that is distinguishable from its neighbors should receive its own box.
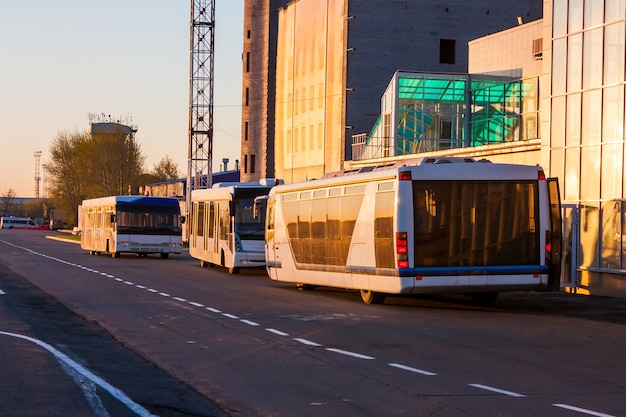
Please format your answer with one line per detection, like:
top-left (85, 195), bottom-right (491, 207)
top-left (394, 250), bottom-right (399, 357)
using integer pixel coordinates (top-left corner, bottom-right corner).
top-left (296, 283), bottom-right (315, 291)
top-left (469, 292), bottom-right (498, 306)
top-left (360, 289), bottom-right (385, 305)
top-left (200, 260), bottom-right (208, 268)
top-left (160, 253), bottom-right (169, 259)
top-left (111, 252), bottom-right (120, 259)
top-left (228, 267), bottom-right (240, 274)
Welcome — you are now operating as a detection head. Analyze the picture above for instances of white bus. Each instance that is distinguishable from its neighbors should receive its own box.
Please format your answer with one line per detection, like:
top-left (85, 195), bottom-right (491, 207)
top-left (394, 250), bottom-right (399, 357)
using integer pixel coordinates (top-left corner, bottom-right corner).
top-left (265, 158), bottom-right (562, 304)
top-left (189, 179), bottom-right (282, 273)
top-left (80, 196), bottom-right (183, 258)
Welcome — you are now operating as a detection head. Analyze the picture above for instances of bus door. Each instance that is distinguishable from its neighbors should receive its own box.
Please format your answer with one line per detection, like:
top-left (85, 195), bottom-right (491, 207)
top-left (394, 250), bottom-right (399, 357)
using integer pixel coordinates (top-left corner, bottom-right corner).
top-left (547, 178), bottom-right (563, 291)
top-left (265, 197), bottom-right (281, 280)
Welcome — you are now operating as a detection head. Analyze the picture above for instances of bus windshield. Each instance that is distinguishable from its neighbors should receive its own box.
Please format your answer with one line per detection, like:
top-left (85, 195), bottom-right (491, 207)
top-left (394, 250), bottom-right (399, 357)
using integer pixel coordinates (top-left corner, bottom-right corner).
top-left (116, 206), bottom-right (182, 235)
top-left (234, 197), bottom-right (265, 240)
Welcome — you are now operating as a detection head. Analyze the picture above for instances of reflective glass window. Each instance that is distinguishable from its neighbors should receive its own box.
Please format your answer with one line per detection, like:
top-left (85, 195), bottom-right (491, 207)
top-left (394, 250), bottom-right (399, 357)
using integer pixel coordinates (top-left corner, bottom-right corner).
top-left (580, 145), bottom-right (600, 200)
top-left (584, 0), bottom-right (604, 28)
top-left (566, 93), bottom-right (581, 146)
top-left (602, 85), bottom-right (624, 144)
top-left (569, 0), bottom-right (584, 33)
top-left (565, 147), bottom-right (580, 201)
top-left (581, 90), bottom-right (602, 145)
top-left (567, 34), bottom-right (583, 92)
top-left (551, 96), bottom-right (566, 148)
top-left (583, 28), bottom-right (603, 89)
top-left (552, 39), bottom-right (567, 95)
top-left (553, 0), bottom-right (569, 37)
top-left (604, 22), bottom-right (625, 85)
top-left (602, 143), bottom-right (623, 199)
top-left (605, 0), bottom-right (626, 22)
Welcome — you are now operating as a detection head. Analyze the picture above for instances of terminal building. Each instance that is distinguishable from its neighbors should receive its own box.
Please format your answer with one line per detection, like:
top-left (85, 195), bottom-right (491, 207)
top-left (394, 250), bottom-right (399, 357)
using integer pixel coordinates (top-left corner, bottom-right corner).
top-left (241, 0), bottom-right (626, 298)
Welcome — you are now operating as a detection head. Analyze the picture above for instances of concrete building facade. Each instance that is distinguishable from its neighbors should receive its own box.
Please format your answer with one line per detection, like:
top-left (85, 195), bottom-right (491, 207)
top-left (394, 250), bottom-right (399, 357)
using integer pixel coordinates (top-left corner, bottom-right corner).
top-left (243, 0), bottom-right (543, 183)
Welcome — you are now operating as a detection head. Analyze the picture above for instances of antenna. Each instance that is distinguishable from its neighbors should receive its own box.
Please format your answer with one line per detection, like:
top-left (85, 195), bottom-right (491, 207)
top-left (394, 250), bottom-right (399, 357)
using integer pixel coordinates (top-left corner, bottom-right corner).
top-left (34, 150), bottom-right (42, 199)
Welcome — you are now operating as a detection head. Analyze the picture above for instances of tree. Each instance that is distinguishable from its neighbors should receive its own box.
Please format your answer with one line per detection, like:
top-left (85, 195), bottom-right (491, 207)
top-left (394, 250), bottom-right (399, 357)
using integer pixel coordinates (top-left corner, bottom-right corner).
top-left (45, 128), bottom-right (145, 225)
top-left (151, 155), bottom-right (181, 181)
top-left (0, 188), bottom-right (17, 216)
top-left (85, 127), bottom-right (145, 195)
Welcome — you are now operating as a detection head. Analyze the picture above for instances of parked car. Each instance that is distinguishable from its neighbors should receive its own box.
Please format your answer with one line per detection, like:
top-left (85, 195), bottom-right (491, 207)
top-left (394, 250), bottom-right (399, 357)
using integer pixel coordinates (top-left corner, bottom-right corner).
top-left (1, 216), bottom-right (39, 229)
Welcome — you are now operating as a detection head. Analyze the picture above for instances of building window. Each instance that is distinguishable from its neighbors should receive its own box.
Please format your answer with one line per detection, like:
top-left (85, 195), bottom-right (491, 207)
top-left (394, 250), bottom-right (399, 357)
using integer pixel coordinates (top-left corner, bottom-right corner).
top-left (245, 87), bottom-right (249, 106)
top-left (250, 154), bottom-right (256, 174)
top-left (246, 51), bottom-right (250, 72)
top-left (244, 121), bottom-right (249, 141)
top-left (244, 154), bottom-right (248, 174)
top-left (439, 39), bottom-right (456, 64)
top-left (247, 29), bottom-right (251, 39)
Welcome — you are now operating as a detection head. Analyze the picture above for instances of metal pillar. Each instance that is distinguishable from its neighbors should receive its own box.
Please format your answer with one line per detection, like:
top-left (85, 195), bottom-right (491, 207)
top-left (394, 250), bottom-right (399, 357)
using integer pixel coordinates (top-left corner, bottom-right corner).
top-left (187, 0), bottom-right (215, 219)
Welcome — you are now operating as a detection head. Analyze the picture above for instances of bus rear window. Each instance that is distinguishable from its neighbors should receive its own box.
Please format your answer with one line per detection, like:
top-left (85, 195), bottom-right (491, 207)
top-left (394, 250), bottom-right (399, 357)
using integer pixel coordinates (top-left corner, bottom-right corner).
top-left (412, 180), bottom-right (539, 267)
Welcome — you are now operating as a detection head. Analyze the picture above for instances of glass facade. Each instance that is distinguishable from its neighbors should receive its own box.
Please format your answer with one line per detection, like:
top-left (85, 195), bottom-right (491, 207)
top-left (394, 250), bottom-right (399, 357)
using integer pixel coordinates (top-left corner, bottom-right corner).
top-left (550, 0), bottom-right (626, 277)
top-left (352, 72), bottom-right (540, 161)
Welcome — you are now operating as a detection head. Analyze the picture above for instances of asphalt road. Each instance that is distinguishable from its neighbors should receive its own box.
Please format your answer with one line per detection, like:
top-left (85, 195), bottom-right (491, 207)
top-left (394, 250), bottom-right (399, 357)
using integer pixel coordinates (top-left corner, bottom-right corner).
top-left (1, 230), bottom-right (625, 417)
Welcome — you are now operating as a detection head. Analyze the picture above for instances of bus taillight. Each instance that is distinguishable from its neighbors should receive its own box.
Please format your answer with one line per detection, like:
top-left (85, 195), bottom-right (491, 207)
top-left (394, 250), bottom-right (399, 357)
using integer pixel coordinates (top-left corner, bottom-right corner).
top-left (545, 230), bottom-right (552, 264)
top-left (396, 232), bottom-right (409, 268)
top-left (398, 171), bottom-right (412, 181)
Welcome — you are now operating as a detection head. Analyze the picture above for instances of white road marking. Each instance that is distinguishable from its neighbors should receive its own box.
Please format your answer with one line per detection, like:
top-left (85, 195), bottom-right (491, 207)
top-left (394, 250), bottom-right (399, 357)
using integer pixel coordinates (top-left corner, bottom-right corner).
top-left (388, 362), bottom-right (437, 376)
top-left (206, 307), bottom-right (222, 313)
top-left (189, 302), bottom-right (204, 308)
top-left (158, 293), bottom-right (170, 297)
top-left (266, 328), bottom-right (289, 336)
top-left (222, 313), bottom-right (239, 319)
top-left (240, 319), bottom-right (259, 326)
top-left (326, 348), bottom-right (375, 360)
top-left (468, 383), bottom-right (525, 397)
top-left (0, 331), bottom-right (157, 417)
top-left (553, 404), bottom-right (616, 417)
top-left (294, 338), bottom-right (322, 347)
top-left (172, 297), bottom-right (187, 302)
top-left (0, 289), bottom-right (5, 295)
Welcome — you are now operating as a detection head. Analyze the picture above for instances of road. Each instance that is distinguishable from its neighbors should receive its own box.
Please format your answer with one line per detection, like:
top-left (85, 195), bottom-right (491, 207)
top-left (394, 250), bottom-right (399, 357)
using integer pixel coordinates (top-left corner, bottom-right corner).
top-left (0, 230), bottom-right (625, 417)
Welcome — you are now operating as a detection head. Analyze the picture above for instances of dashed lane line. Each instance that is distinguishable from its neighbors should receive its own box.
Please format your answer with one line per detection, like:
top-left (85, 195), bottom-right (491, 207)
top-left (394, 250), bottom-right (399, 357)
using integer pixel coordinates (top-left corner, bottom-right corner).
top-left (468, 383), bottom-right (525, 398)
top-left (552, 404), bottom-right (617, 417)
top-left (388, 362), bottom-right (437, 376)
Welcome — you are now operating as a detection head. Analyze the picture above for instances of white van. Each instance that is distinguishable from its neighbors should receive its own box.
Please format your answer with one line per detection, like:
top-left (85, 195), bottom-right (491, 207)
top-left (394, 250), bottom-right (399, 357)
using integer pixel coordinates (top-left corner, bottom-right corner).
top-left (0, 216), bottom-right (38, 229)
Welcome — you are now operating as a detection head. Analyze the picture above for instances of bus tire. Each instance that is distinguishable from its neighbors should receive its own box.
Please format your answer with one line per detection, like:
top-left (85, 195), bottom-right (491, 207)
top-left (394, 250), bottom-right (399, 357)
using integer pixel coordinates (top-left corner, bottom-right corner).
top-left (360, 289), bottom-right (385, 305)
top-left (228, 267), bottom-right (240, 274)
top-left (160, 253), bottom-right (169, 259)
top-left (296, 283), bottom-right (315, 291)
top-left (200, 260), bottom-right (208, 268)
top-left (112, 252), bottom-right (120, 259)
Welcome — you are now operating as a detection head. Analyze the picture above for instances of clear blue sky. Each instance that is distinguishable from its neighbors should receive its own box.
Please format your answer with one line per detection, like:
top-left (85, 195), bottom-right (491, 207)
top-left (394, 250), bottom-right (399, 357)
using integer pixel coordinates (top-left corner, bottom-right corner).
top-left (0, 1), bottom-right (243, 197)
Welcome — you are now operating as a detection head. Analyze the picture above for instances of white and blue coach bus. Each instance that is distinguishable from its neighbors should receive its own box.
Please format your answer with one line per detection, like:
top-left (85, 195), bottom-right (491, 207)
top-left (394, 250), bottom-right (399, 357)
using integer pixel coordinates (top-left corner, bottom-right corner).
top-left (80, 195), bottom-right (183, 259)
top-left (265, 158), bottom-right (562, 304)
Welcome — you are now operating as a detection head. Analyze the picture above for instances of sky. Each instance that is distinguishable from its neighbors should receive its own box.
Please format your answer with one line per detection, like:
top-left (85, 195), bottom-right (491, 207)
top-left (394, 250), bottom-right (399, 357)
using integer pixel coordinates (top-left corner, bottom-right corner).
top-left (0, 1), bottom-right (244, 197)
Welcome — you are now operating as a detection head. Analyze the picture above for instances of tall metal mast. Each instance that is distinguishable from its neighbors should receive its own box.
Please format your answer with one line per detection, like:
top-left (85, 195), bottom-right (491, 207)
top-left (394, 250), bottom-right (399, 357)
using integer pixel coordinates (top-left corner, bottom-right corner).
top-left (33, 150), bottom-right (42, 199)
top-left (187, 0), bottom-right (215, 214)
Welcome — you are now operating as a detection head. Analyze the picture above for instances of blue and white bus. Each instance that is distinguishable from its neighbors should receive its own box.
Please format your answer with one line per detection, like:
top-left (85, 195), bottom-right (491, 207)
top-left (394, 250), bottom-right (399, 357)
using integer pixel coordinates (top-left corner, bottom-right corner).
top-left (80, 196), bottom-right (183, 258)
top-left (265, 158), bottom-right (562, 304)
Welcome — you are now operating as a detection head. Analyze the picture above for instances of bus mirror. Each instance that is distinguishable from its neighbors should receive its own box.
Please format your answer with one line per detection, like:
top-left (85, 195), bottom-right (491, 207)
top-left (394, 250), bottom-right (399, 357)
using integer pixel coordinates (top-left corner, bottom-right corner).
top-left (180, 215), bottom-right (186, 224)
top-left (253, 202), bottom-right (261, 220)
top-left (110, 214), bottom-right (117, 223)
top-left (229, 201), bottom-right (235, 216)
